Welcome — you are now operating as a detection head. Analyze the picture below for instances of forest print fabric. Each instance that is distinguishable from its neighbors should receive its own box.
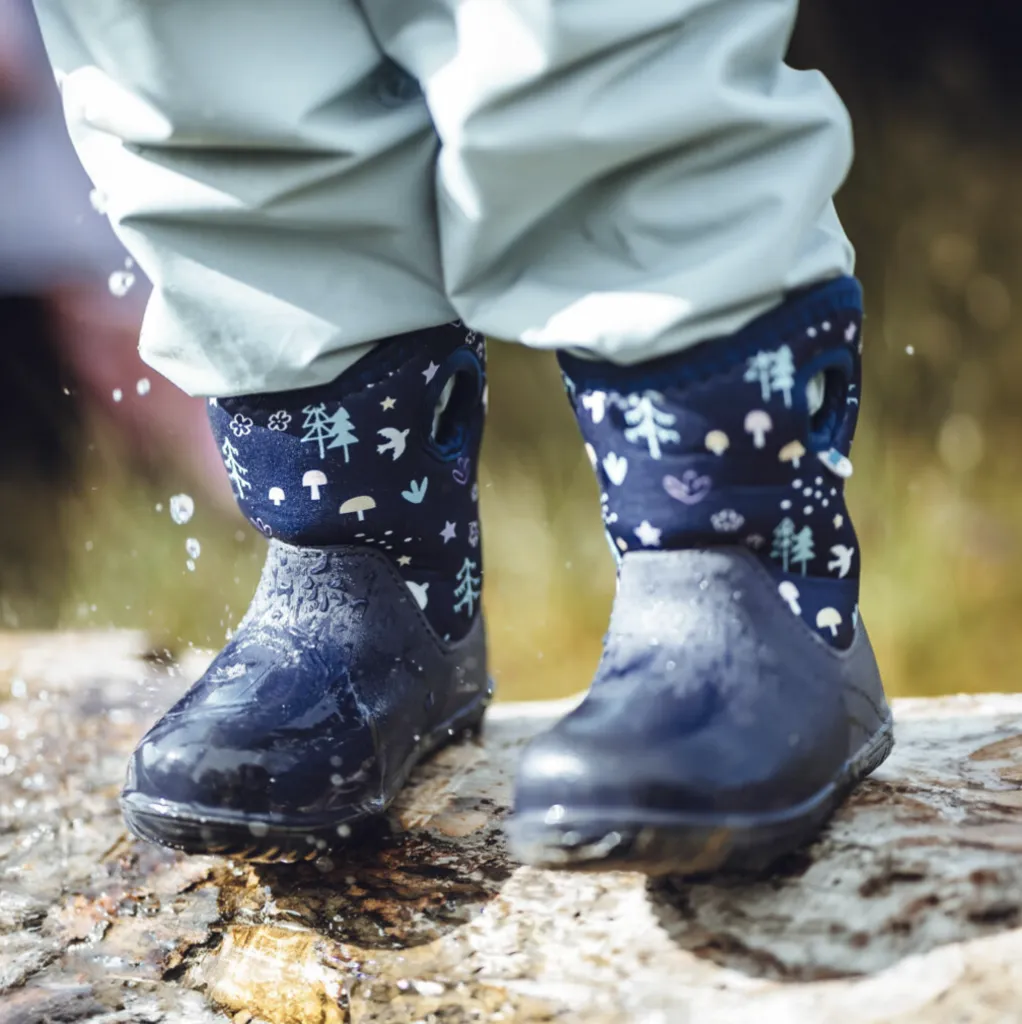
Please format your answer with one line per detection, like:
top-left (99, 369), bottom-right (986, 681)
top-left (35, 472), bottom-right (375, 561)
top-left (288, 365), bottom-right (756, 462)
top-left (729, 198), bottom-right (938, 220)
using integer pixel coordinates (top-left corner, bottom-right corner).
top-left (208, 322), bottom-right (486, 642)
top-left (560, 276), bottom-right (865, 649)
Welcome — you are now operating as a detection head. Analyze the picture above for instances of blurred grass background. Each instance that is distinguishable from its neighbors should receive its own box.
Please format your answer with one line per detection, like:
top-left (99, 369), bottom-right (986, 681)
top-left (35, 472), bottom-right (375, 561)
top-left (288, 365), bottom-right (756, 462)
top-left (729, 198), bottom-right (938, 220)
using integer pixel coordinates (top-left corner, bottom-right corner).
top-left (6, 3), bottom-right (1022, 700)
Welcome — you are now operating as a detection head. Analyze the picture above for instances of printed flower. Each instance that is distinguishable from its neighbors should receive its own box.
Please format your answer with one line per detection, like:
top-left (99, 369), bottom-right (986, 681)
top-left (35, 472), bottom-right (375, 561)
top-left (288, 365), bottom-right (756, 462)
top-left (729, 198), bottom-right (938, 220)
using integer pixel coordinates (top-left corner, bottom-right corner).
top-left (229, 413), bottom-right (253, 437)
top-left (711, 509), bottom-right (745, 533)
top-left (267, 410), bottom-right (292, 431)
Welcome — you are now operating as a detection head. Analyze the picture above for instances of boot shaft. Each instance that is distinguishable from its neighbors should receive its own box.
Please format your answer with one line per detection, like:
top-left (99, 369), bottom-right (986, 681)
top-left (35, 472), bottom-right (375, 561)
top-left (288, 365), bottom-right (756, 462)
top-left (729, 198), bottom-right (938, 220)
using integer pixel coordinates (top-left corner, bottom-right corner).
top-left (560, 277), bottom-right (864, 648)
top-left (208, 322), bottom-right (487, 640)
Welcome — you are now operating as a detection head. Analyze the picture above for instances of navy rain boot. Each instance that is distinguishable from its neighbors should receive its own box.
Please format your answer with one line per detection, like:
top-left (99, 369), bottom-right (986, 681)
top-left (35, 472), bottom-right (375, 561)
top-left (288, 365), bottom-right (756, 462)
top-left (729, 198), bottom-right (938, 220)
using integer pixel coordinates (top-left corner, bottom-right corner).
top-left (121, 324), bottom-right (491, 860)
top-left (508, 278), bottom-right (893, 875)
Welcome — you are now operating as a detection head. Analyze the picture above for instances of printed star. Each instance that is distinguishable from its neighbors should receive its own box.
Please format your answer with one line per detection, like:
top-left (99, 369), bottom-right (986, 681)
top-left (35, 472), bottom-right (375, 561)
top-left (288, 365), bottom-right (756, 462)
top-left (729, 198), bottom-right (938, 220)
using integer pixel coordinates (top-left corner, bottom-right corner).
top-left (381, 396), bottom-right (396, 411)
top-left (833, 514), bottom-right (845, 529)
top-left (423, 362), bottom-right (440, 383)
top-left (634, 520), bottom-right (662, 548)
top-left (440, 521), bottom-right (456, 543)
top-left (397, 555), bottom-right (412, 566)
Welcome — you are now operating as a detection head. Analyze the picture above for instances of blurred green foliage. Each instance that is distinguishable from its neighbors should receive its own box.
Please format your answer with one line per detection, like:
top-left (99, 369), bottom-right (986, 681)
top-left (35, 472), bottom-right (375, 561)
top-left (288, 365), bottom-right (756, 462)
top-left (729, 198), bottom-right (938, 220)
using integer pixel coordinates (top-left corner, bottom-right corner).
top-left (11, 4), bottom-right (1022, 700)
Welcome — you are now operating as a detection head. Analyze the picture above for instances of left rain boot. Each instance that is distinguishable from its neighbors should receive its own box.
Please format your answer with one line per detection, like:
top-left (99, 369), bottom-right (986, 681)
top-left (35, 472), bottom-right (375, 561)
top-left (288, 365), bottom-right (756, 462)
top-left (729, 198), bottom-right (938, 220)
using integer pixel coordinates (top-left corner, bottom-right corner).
top-left (120, 323), bottom-right (491, 861)
top-left (508, 277), bottom-right (893, 875)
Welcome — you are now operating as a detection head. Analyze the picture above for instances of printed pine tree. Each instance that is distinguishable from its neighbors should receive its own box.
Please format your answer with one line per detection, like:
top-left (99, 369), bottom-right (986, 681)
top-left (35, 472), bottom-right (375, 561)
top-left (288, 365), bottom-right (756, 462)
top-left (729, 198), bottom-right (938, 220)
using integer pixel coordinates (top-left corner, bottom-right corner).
top-left (221, 437), bottom-right (252, 501)
top-left (770, 517), bottom-right (796, 572)
top-left (453, 557), bottom-right (482, 617)
top-left (301, 404), bottom-right (334, 460)
top-left (744, 351), bottom-right (775, 402)
top-left (622, 392), bottom-right (681, 460)
top-left (745, 346), bottom-right (796, 406)
top-left (769, 345), bottom-right (796, 408)
top-left (326, 406), bottom-right (358, 463)
top-left (790, 525), bottom-right (815, 576)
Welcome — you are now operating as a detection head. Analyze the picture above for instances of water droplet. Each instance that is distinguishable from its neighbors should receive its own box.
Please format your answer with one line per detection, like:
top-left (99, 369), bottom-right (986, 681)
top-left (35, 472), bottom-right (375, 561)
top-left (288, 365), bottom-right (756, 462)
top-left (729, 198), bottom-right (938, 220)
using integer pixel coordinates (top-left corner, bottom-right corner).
top-left (315, 856), bottom-right (334, 873)
top-left (112, 388), bottom-right (123, 402)
top-left (136, 377), bottom-right (151, 396)
top-left (169, 494), bottom-right (194, 525)
top-left (249, 821), bottom-right (269, 837)
top-left (185, 537), bottom-right (201, 559)
top-left (905, 345), bottom-right (915, 355)
top-left (108, 270), bottom-right (136, 297)
top-left (545, 804), bottom-right (566, 824)
top-left (186, 559), bottom-right (196, 572)
top-left (336, 823), bottom-right (352, 838)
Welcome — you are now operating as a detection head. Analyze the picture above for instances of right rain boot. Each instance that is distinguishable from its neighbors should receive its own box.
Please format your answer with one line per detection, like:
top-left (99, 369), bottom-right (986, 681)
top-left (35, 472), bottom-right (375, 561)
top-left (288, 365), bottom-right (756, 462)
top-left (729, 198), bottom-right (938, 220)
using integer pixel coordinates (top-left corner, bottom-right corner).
top-left (120, 323), bottom-right (491, 860)
top-left (509, 277), bottom-right (893, 875)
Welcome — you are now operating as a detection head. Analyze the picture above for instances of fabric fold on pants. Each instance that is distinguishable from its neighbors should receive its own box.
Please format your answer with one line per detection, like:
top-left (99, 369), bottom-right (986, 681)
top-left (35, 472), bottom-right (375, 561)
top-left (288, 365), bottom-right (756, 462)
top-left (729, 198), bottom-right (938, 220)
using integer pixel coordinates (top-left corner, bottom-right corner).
top-left (34, 0), bottom-right (855, 396)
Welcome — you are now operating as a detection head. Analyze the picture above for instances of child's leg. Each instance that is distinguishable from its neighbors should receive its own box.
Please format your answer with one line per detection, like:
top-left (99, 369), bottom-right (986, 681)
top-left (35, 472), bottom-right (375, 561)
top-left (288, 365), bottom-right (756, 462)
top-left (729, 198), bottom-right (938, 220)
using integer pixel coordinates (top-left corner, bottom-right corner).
top-left (364, 0), bottom-right (853, 360)
top-left (33, 0), bottom-right (490, 859)
top-left (32, 0), bottom-right (456, 396)
top-left (364, 0), bottom-right (890, 873)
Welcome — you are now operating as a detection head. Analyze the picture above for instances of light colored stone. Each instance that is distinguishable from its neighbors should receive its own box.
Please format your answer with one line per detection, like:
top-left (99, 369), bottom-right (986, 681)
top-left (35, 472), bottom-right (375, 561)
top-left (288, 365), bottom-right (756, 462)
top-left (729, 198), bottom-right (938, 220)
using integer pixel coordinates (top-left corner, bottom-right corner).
top-left (2, 633), bottom-right (1022, 1022)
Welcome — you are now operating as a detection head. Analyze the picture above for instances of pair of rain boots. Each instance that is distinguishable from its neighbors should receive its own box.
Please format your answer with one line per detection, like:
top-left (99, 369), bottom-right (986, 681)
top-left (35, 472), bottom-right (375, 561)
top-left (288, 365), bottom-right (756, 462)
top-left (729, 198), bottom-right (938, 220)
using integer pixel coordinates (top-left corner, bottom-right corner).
top-left (121, 277), bottom-right (893, 874)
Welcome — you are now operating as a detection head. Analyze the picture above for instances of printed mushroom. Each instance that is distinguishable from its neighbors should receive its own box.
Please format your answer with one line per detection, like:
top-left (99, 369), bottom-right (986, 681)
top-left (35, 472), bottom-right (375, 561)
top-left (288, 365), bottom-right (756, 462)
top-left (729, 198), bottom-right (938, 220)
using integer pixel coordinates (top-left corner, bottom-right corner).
top-left (268, 486), bottom-right (285, 507)
top-left (816, 607), bottom-right (842, 637)
top-left (302, 469), bottom-right (327, 500)
top-left (339, 495), bottom-right (376, 522)
top-left (704, 430), bottom-right (730, 456)
top-left (778, 440), bottom-right (806, 468)
top-left (778, 580), bottom-right (801, 616)
top-left (744, 409), bottom-right (773, 449)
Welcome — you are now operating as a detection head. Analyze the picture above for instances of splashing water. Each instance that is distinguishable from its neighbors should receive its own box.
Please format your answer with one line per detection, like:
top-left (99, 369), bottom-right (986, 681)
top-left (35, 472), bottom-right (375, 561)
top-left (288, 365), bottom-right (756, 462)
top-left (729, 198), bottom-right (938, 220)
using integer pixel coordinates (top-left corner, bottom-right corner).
top-left (136, 378), bottom-right (151, 396)
top-left (108, 270), bottom-right (136, 297)
top-left (112, 389), bottom-right (123, 403)
top-left (169, 494), bottom-right (194, 525)
top-left (185, 538), bottom-right (201, 559)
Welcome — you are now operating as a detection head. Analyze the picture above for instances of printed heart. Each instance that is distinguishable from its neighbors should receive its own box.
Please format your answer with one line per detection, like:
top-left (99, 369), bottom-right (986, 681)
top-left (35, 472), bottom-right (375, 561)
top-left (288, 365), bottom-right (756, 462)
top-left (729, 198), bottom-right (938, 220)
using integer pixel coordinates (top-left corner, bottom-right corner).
top-left (602, 452), bottom-right (628, 486)
top-left (663, 470), bottom-right (712, 505)
top-left (452, 456), bottom-right (471, 485)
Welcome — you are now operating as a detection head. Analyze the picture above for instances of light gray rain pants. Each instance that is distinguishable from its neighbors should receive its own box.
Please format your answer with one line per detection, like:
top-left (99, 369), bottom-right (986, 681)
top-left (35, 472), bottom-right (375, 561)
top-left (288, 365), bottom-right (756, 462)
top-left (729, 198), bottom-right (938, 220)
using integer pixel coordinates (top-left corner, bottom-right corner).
top-left (33, 0), bottom-right (855, 397)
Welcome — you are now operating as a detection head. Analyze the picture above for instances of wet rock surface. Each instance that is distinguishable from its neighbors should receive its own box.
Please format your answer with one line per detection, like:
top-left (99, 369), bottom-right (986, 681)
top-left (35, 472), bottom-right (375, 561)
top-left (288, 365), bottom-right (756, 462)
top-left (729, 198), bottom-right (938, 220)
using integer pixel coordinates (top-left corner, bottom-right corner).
top-left (3, 633), bottom-right (1022, 1022)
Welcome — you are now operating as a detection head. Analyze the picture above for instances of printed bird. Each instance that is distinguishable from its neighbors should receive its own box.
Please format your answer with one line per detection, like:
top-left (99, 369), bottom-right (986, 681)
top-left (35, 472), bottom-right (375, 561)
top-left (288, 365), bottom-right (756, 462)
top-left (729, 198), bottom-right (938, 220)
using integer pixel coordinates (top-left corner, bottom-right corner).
top-left (828, 544), bottom-right (855, 579)
top-left (376, 427), bottom-right (409, 461)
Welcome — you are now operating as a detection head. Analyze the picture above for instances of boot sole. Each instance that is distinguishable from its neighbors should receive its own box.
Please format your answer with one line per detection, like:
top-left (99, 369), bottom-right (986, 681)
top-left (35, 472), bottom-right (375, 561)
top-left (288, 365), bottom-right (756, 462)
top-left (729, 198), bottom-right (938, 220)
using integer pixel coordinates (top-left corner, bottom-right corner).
top-left (505, 713), bottom-right (894, 877)
top-left (120, 687), bottom-right (492, 863)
